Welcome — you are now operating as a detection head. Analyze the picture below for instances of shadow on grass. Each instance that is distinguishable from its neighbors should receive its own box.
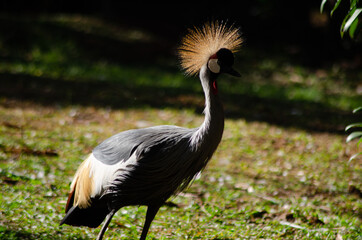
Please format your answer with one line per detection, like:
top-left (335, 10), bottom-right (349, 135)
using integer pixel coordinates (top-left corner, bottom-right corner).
top-left (0, 14), bottom-right (359, 133)
top-left (0, 228), bottom-right (88, 240)
top-left (0, 14), bottom-right (173, 66)
top-left (0, 72), bottom-right (356, 133)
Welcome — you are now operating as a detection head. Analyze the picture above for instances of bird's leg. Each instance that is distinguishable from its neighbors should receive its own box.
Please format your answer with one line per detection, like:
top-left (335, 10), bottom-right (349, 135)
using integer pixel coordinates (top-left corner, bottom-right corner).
top-left (139, 204), bottom-right (162, 240)
top-left (96, 209), bottom-right (116, 240)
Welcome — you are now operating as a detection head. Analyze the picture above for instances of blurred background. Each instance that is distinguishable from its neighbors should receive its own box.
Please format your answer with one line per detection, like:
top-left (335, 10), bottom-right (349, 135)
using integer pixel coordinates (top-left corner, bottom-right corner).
top-left (2, 0), bottom-right (362, 60)
top-left (0, 0), bottom-right (361, 133)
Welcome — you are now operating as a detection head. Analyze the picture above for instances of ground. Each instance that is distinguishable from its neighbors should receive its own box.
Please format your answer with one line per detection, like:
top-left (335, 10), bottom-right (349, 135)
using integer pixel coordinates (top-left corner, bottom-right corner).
top-left (0, 14), bottom-right (361, 239)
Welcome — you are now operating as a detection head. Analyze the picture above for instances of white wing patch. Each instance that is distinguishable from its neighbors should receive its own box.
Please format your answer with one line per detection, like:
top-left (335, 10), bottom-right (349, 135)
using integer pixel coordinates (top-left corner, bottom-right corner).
top-left (89, 152), bottom-right (138, 198)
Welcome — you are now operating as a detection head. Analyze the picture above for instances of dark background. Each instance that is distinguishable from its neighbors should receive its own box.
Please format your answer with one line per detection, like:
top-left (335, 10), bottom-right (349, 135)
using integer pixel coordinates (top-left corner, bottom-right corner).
top-left (1, 0), bottom-right (361, 65)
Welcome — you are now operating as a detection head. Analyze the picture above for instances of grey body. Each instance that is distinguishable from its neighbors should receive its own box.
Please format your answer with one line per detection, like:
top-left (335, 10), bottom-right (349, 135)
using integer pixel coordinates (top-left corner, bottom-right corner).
top-left (61, 61), bottom-right (229, 240)
top-left (94, 125), bottom-right (197, 206)
top-left (94, 65), bottom-right (224, 209)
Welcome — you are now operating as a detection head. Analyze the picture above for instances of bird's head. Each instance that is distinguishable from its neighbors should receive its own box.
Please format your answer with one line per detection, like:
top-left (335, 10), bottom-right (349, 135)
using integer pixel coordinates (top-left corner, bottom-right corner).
top-left (207, 48), bottom-right (240, 77)
top-left (178, 21), bottom-right (242, 77)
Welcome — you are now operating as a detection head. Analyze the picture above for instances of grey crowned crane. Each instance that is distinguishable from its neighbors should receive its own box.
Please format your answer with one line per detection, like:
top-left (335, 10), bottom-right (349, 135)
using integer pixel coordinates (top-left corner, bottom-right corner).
top-left (60, 21), bottom-right (242, 240)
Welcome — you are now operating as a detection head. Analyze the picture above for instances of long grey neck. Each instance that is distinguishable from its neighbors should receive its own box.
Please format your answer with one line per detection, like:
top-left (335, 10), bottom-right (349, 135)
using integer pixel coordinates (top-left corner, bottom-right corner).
top-left (191, 65), bottom-right (225, 151)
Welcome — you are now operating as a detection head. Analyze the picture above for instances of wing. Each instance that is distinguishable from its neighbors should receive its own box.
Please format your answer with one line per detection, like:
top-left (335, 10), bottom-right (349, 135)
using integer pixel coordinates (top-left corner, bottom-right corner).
top-left (92, 125), bottom-right (192, 165)
top-left (63, 126), bottom-right (195, 214)
top-left (92, 128), bottom-right (146, 165)
top-left (99, 126), bottom-right (207, 208)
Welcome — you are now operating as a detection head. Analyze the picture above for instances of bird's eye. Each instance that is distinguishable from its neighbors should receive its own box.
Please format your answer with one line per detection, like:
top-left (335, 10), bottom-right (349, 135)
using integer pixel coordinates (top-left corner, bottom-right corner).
top-left (208, 58), bottom-right (220, 74)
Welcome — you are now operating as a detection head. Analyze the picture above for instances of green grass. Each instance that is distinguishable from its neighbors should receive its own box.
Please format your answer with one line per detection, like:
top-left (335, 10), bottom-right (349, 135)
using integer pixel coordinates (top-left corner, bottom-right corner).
top-left (0, 14), bottom-right (361, 239)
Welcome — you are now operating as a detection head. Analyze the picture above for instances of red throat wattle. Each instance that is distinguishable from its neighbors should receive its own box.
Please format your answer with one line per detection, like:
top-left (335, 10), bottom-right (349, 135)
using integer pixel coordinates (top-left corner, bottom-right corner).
top-left (212, 80), bottom-right (218, 95)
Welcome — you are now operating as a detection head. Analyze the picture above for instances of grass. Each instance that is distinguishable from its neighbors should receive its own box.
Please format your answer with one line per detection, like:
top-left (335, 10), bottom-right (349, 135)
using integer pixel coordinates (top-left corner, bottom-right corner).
top-left (0, 14), bottom-right (361, 239)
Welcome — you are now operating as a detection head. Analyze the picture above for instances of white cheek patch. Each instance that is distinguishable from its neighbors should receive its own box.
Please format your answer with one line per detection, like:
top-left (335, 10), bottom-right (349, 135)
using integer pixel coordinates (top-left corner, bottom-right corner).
top-left (208, 58), bottom-right (220, 74)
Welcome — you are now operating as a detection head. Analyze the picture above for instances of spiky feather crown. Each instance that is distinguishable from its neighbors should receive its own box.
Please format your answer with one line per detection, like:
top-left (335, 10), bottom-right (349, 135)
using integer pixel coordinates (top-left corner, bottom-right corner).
top-left (178, 21), bottom-right (242, 76)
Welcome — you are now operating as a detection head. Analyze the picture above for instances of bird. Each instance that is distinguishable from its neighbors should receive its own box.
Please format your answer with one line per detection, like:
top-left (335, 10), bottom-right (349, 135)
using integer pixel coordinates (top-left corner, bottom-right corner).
top-left (60, 20), bottom-right (242, 240)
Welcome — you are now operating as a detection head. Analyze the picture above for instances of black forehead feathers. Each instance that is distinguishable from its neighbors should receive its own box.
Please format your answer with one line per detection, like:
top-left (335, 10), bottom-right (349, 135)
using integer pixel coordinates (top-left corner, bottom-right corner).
top-left (216, 48), bottom-right (234, 66)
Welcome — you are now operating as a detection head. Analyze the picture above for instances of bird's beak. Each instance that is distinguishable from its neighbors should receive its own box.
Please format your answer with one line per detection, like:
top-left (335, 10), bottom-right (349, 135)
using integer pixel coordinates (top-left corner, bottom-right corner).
top-left (225, 67), bottom-right (241, 77)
